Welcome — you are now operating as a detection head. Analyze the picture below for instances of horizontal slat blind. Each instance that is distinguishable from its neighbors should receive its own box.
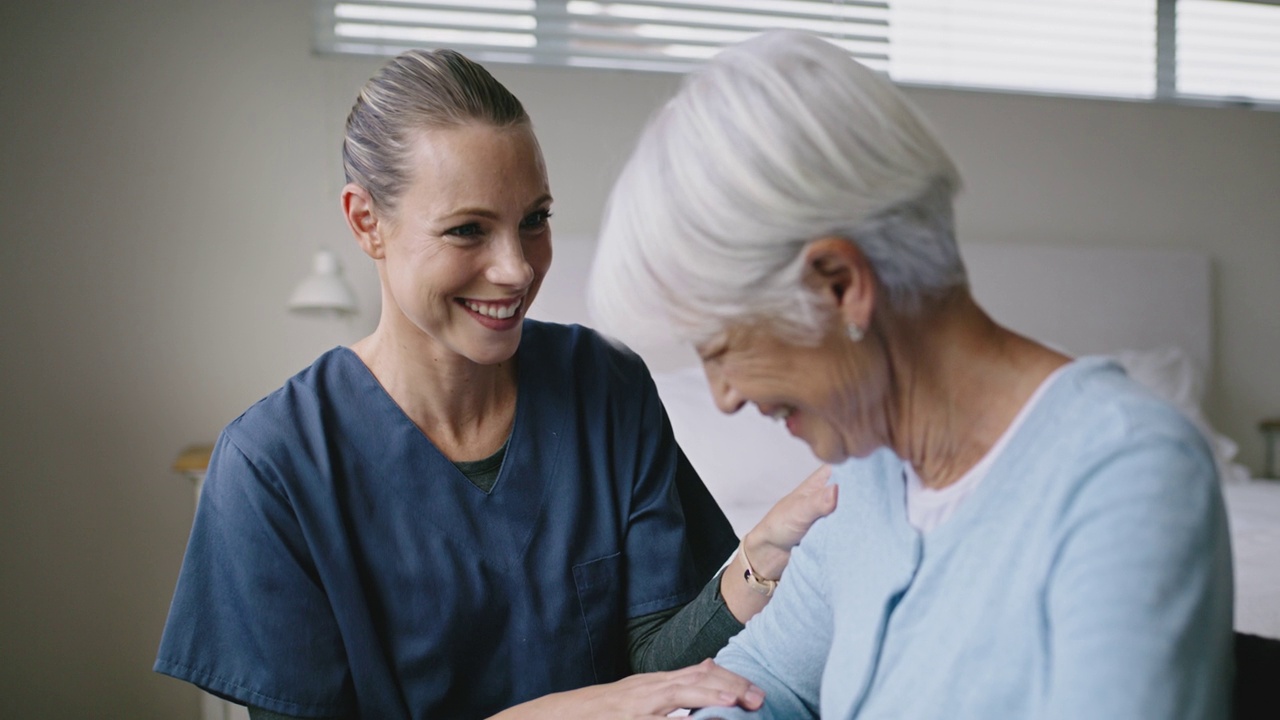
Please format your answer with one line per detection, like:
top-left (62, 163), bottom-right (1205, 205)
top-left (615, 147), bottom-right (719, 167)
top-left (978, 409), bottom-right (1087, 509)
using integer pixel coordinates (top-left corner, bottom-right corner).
top-left (1178, 0), bottom-right (1280, 103)
top-left (321, 0), bottom-right (890, 73)
top-left (889, 0), bottom-right (1158, 99)
top-left (324, 0), bottom-right (538, 60)
top-left (315, 0), bottom-right (1280, 108)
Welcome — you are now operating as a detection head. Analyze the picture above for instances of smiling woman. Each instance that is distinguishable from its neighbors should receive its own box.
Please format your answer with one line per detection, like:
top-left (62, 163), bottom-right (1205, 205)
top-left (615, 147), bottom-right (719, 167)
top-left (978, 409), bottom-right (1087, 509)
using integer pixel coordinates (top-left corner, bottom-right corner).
top-left (153, 47), bottom-right (837, 720)
top-left (588, 30), bottom-right (1233, 719)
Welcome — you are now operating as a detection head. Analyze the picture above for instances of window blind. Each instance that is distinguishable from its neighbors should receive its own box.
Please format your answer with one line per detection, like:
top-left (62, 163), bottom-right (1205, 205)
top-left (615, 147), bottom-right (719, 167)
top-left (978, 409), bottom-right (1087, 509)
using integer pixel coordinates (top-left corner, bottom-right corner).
top-left (889, 0), bottom-right (1157, 99)
top-left (315, 0), bottom-right (1280, 108)
top-left (1177, 0), bottom-right (1280, 103)
top-left (320, 0), bottom-right (890, 73)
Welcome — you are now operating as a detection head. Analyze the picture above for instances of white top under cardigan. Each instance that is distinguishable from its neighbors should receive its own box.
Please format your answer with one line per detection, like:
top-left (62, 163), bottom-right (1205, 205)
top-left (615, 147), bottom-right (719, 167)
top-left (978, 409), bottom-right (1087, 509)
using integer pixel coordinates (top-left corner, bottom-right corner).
top-left (905, 364), bottom-right (1067, 533)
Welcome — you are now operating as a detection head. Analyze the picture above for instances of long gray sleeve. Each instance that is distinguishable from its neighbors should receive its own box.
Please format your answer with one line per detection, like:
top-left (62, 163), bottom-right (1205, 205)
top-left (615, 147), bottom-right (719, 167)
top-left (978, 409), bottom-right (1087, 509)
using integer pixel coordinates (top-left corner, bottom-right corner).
top-left (627, 569), bottom-right (745, 673)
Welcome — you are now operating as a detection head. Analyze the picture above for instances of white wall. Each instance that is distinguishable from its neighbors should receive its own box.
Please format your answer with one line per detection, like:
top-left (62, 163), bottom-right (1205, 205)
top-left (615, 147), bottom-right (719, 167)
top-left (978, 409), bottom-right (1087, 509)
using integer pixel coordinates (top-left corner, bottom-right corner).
top-left (1, 0), bottom-right (1277, 717)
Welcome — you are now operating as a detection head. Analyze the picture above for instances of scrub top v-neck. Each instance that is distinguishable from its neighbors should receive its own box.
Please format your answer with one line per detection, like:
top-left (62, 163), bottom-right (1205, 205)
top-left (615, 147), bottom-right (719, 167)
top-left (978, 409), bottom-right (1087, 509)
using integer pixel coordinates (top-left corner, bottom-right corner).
top-left (155, 321), bottom-right (737, 719)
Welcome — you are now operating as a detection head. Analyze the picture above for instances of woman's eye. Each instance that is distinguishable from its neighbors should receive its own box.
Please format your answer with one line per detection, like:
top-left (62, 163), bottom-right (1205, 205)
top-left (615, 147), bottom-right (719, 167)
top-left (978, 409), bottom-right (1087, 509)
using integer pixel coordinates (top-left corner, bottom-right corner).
top-left (446, 223), bottom-right (482, 238)
top-left (521, 210), bottom-right (552, 231)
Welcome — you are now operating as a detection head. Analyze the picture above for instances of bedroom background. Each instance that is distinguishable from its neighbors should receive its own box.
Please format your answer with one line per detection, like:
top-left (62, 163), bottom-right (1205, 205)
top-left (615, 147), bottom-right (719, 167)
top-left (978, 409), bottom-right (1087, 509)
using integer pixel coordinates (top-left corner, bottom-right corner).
top-left (0, 0), bottom-right (1277, 717)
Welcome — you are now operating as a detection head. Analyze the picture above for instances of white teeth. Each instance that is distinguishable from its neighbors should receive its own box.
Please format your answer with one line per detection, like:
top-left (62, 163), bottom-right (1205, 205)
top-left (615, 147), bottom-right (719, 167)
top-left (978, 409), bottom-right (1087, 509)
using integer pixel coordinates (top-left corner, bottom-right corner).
top-left (464, 298), bottom-right (522, 320)
top-left (768, 407), bottom-right (793, 420)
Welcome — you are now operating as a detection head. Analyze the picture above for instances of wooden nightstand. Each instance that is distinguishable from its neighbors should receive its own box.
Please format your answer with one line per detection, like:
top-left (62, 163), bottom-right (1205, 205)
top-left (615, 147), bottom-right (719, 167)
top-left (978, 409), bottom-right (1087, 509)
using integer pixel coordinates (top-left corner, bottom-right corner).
top-left (172, 444), bottom-right (214, 503)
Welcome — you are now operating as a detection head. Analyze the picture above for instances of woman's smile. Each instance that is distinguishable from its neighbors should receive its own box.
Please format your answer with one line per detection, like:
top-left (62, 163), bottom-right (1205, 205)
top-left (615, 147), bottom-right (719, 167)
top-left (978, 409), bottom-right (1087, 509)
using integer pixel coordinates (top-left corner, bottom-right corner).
top-left (459, 296), bottom-right (525, 329)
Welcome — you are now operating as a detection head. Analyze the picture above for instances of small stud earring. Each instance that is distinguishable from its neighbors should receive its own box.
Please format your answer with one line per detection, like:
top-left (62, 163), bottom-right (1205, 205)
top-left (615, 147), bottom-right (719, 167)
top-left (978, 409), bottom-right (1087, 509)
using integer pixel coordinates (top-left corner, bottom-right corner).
top-left (847, 323), bottom-right (864, 342)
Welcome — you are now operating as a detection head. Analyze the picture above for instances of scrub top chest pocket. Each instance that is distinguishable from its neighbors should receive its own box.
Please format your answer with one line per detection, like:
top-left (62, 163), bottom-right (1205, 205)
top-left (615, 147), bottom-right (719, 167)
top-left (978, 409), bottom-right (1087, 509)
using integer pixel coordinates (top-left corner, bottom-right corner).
top-left (573, 552), bottom-right (626, 682)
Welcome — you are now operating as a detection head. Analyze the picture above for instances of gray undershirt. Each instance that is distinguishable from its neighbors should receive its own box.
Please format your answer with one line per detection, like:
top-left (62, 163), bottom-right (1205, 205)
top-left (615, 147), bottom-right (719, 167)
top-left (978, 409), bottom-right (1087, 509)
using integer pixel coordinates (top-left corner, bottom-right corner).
top-left (247, 443), bottom-right (743, 720)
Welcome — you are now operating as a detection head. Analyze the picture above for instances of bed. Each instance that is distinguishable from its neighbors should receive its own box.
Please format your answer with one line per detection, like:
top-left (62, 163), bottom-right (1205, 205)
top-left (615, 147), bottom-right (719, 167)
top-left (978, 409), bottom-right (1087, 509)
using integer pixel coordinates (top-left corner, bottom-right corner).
top-left (535, 237), bottom-right (1280, 642)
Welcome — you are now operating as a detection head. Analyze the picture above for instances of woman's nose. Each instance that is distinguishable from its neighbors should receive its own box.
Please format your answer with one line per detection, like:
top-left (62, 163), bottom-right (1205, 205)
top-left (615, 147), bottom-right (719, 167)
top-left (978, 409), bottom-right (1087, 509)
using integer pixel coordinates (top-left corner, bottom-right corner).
top-left (704, 365), bottom-right (745, 415)
top-left (486, 235), bottom-right (534, 289)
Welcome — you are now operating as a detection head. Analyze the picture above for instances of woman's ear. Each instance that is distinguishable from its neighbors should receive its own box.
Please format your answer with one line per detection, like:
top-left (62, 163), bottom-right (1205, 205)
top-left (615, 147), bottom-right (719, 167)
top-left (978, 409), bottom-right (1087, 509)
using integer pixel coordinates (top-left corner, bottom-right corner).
top-left (342, 183), bottom-right (385, 260)
top-left (801, 236), bottom-right (876, 330)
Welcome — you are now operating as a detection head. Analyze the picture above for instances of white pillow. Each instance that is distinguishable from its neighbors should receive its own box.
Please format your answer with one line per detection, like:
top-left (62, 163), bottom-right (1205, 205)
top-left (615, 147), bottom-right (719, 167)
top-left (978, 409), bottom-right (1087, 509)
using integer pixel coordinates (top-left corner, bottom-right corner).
top-left (1113, 346), bottom-right (1249, 484)
top-left (653, 366), bottom-right (823, 534)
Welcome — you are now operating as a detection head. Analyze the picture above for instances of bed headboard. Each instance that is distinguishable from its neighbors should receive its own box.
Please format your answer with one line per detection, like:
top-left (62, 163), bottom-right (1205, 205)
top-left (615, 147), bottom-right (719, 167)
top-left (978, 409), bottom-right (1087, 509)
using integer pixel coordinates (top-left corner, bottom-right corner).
top-left (961, 243), bottom-right (1213, 381)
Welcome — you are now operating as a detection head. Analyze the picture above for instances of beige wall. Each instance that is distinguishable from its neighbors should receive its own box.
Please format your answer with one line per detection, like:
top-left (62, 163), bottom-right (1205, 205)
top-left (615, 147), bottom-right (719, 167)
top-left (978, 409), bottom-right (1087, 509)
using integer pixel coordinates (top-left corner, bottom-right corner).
top-left (1, 0), bottom-right (1277, 717)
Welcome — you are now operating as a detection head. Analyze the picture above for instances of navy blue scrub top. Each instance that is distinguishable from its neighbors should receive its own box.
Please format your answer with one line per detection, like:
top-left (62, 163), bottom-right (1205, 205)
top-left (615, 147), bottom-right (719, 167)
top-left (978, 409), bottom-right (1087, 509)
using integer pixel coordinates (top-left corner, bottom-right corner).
top-left (155, 321), bottom-right (738, 719)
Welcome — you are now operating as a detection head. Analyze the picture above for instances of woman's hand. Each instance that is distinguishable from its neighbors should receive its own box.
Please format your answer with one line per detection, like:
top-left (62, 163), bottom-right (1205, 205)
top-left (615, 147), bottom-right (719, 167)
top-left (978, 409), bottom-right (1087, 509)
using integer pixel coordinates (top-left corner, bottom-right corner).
top-left (722, 465), bottom-right (836, 621)
top-left (746, 464), bottom-right (836, 577)
top-left (488, 659), bottom-right (764, 720)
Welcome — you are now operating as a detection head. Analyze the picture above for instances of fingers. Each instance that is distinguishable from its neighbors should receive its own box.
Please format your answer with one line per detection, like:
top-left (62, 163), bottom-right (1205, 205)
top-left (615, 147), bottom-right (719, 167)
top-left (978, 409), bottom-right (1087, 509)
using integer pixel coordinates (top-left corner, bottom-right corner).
top-left (761, 466), bottom-right (838, 542)
top-left (797, 466), bottom-right (837, 520)
top-left (498, 664), bottom-right (764, 720)
top-left (643, 660), bottom-right (765, 713)
top-left (801, 463), bottom-right (833, 488)
top-left (737, 465), bottom-right (837, 582)
top-left (795, 464), bottom-right (837, 521)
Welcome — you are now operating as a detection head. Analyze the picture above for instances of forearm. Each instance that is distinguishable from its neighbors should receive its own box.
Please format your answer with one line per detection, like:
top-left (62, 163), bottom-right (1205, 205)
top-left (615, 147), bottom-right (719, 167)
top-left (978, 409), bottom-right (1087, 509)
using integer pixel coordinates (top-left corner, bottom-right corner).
top-left (628, 569), bottom-right (745, 673)
top-left (719, 534), bottom-right (788, 623)
top-left (627, 524), bottom-right (800, 673)
top-left (689, 576), bottom-right (826, 720)
top-left (689, 513), bottom-right (835, 720)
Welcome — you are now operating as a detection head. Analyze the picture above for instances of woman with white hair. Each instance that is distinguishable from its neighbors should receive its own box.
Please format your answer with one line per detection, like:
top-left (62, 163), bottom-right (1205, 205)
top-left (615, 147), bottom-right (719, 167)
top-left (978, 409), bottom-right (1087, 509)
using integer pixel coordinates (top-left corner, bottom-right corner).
top-left (589, 30), bottom-right (1233, 719)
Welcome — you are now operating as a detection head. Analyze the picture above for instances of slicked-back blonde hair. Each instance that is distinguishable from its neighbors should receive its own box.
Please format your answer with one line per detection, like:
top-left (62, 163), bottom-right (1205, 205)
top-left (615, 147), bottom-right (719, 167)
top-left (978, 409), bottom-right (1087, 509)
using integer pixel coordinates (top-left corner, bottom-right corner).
top-left (343, 49), bottom-right (529, 215)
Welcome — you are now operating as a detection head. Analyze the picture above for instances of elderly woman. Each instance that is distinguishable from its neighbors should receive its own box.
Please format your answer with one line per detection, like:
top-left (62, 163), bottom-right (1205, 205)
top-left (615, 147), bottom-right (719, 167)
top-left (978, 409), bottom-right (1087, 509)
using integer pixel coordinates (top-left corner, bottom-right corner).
top-left (588, 30), bottom-right (1233, 719)
top-left (155, 48), bottom-right (836, 719)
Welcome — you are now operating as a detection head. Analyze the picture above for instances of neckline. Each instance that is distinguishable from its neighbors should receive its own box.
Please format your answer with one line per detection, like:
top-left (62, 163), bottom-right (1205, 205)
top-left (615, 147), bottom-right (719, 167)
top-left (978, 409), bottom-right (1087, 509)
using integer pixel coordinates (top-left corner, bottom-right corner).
top-left (893, 357), bottom-right (1089, 544)
top-left (908, 360), bottom-right (1070, 503)
top-left (330, 340), bottom-right (528, 495)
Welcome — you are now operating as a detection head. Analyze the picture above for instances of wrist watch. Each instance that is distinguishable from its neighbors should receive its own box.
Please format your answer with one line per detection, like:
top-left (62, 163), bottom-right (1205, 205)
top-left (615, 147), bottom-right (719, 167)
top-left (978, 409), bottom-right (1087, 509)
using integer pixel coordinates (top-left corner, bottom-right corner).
top-left (740, 542), bottom-right (779, 597)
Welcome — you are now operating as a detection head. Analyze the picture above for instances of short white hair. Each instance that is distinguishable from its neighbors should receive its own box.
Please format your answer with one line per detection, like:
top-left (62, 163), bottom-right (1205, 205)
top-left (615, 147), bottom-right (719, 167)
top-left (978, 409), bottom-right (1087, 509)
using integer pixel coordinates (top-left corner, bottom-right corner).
top-left (588, 30), bottom-right (965, 348)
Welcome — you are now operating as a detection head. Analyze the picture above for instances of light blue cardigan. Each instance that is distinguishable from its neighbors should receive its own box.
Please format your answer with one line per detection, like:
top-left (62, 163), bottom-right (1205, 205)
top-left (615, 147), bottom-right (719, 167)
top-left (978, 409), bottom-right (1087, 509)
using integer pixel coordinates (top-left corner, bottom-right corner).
top-left (694, 358), bottom-right (1233, 719)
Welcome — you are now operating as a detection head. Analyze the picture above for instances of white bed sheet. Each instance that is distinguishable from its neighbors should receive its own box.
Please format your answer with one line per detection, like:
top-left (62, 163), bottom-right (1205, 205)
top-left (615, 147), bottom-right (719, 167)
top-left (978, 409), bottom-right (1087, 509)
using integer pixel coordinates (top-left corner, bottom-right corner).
top-left (1223, 480), bottom-right (1280, 638)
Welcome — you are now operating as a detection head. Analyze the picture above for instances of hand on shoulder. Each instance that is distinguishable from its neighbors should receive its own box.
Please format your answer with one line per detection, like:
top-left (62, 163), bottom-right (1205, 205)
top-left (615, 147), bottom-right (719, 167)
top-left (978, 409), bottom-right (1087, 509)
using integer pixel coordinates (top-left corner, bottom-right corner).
top-left (744, 464), bottom-right (837, 579)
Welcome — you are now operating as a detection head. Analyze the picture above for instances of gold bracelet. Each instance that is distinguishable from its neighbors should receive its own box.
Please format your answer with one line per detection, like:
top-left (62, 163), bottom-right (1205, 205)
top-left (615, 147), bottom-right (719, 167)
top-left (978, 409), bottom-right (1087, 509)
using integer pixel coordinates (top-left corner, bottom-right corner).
top-left (740, 541), bottom-right (779, 597)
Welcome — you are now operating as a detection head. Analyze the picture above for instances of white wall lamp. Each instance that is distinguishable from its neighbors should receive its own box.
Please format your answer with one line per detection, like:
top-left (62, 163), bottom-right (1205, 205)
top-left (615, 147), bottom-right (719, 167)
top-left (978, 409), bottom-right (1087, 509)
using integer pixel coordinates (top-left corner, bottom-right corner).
top-left (288, 249), bottom-right (357, 315)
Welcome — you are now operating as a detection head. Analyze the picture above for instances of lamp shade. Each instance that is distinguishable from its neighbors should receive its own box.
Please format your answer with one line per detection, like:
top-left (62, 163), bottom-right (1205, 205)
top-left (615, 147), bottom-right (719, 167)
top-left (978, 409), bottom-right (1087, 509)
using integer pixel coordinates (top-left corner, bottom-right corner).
top-left (289, 250), bottom-right (357, 314)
